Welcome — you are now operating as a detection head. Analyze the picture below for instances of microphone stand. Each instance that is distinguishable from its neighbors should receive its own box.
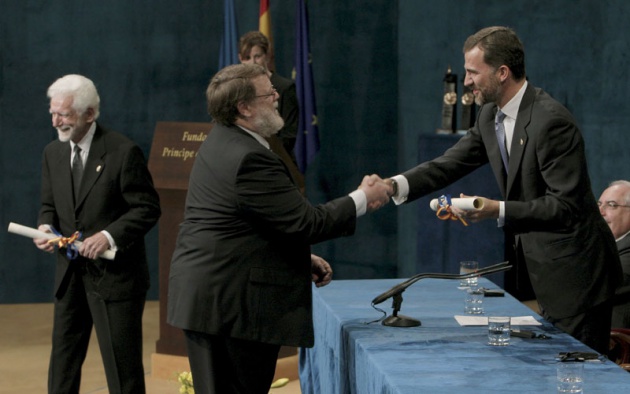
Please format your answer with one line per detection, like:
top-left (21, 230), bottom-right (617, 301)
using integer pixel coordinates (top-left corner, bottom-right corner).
top-left (372, 261), bottom-right (511, 327)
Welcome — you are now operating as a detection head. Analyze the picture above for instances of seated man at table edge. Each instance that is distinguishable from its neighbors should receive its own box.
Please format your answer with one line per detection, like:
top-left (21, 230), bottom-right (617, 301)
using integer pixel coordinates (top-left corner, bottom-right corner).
top-left (598, 180), bottom-right (630, 328)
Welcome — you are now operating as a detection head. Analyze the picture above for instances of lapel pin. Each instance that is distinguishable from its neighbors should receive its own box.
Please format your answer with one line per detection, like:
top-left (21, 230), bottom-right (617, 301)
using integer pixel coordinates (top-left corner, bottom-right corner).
top-left (96, 165), bottom-right (102, 172)
top-left (520, 139), bottom-right (524, 145)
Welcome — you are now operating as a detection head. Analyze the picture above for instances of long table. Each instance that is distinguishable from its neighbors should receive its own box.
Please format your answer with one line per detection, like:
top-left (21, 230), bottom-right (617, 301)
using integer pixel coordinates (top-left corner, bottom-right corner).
top-left (299, 278), bottom-right (630, 393)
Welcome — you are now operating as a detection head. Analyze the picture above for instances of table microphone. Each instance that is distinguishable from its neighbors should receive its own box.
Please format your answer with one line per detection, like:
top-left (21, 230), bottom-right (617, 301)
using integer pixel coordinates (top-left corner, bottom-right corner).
top-left (371, 261), bottom-right (512, 327)
top-left (371, 261), bottom-right (511, 306)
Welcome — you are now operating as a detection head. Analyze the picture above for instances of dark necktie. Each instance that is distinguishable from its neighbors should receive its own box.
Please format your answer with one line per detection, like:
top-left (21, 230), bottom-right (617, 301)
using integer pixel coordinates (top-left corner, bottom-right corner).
top-left (495, 110), bottom-right (509, 171)
top-left (72, 145), bottom-right (83, 199)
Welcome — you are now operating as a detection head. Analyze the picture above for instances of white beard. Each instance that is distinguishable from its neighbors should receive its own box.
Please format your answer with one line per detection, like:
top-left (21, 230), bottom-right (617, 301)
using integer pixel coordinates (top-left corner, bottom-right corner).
top-left (56, 126), bottom-right (75, 142)
top-left (253, 106), bottom-right (284, 138)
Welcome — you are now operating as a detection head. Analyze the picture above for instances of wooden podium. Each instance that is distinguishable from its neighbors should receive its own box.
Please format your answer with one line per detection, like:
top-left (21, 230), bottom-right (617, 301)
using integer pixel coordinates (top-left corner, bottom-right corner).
top-left (147, 121), bottom-right (299, 377)
top-left (148, 121), bottom-right (213, 359)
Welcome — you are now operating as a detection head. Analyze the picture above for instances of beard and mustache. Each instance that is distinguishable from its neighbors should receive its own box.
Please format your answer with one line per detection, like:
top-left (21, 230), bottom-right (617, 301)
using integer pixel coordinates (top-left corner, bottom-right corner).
top-left (472, 73), bottom-right (502, 106)
top-left (251, 104), bottom-right (285, 138)
top-left (56, 116), bottom-right (90, 143)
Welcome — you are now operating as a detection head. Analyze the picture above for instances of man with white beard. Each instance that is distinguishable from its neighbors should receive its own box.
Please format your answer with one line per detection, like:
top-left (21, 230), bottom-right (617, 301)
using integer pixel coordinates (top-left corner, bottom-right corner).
top-left (167, 63), bottom-right (391, 393)
top-left (33, 74), bottom-right (160, 393)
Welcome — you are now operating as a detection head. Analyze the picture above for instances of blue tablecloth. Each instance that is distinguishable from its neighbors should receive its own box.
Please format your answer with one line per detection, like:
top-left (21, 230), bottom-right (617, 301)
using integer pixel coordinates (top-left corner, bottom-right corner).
top-left (299, 278), bottom-right (630, 393)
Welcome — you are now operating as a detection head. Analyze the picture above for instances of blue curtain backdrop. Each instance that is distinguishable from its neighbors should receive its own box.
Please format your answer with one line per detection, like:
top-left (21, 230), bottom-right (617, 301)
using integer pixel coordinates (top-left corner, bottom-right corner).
top-left (218, 0), bottom-right (239, 69)
top-left (293, 0), bottom-right (321, 174)
top-left (0, 1), bottom-right (628, 303)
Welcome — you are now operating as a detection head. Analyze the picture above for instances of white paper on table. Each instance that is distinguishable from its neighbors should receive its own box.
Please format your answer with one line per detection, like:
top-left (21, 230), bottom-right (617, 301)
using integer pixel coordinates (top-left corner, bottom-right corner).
top-left (454, 315), bottom-right (542, 326)
top-left (430, 197), bottom-right (484, 211)
top-left (7, 222), bottom-right (116, 260)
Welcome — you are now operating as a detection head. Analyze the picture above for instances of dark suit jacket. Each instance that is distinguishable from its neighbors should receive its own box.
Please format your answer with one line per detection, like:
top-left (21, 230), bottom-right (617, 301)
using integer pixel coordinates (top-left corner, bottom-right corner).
top-left (612, 236), bottom-right (630, 327)
top-left (167, 124), bottom-right (356, 347)
top-left (402, 84), bottom-right (621, 319)
top-left (270, 72), bottom-right (298, 157)
top-left (38, 124), bottom-right (161, 301)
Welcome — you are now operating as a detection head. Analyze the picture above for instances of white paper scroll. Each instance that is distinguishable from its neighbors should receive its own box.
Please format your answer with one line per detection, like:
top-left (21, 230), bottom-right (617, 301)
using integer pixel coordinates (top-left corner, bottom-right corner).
top-left (7, 222), bottom-right (116, 260)
top-left (430, 197), bottom-right (484, 211)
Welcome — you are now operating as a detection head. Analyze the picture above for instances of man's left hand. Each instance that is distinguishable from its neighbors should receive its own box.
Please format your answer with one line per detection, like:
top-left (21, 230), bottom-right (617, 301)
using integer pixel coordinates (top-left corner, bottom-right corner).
top-left (450, 193), bottom-right (500, 223)
top-left (311, 254), bottom-right (333, 287)
top-left (79, 232), bottom-right (111, 260)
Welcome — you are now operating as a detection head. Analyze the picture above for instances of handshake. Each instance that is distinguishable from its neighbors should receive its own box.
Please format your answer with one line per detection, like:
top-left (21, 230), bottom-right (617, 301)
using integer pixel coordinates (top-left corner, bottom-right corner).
top-left (358, 174), bottom-right (396, 213)
top-left (357, 174), bottom-right (500, 221)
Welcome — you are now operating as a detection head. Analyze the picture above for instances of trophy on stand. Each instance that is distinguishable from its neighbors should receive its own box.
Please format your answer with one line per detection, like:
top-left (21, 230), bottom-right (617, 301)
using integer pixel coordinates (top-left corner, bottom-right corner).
top-left (436, 66), bottom-right (457, 134)
top-left (458, 83), bottom-right (476, 135)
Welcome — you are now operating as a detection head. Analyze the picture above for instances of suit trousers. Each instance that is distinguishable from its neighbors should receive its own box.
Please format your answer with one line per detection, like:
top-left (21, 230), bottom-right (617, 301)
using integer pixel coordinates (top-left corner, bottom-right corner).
top-left (544, 300), bottom-right (613, 356)
top-left (512, 240), bottom-right (613, 355)
top-left (184, 329), bottom-right (281, 394)
top-left (48, 263), bottom-right (146, 394)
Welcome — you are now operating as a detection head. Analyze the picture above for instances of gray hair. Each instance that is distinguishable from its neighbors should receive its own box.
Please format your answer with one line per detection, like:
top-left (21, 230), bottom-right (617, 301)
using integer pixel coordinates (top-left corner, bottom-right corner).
top-left (47, 74), bottom-right (100, 119)
top-left (609, 180), bottom-right (630, 205)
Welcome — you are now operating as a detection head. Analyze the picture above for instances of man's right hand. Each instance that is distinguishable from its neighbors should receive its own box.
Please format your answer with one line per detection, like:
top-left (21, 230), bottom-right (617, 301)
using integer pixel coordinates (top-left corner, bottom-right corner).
top-left (33, 225), bottom-right (54, 253)
top-left (359, 174), bottom-right (391, 212)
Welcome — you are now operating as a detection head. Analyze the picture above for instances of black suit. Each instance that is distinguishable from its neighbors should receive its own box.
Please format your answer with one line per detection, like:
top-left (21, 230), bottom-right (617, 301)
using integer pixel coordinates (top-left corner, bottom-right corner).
top-left (401, 84), bottom-right (622, 353)
top-left (612, 236), bottom-right (630, 328)
top-left (38, 124), bottom-right (160, 393)
top-left (167, 124), bottom-right (356, 393)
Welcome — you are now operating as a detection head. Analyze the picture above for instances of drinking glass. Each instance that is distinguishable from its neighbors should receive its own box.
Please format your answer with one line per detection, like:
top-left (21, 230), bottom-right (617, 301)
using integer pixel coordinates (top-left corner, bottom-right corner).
top-left (464, 284), bottom-right (484, 314)
top-left (488, 316), bottom-right (511, 346)
top-left (459, 260), bottom-right (479, 287)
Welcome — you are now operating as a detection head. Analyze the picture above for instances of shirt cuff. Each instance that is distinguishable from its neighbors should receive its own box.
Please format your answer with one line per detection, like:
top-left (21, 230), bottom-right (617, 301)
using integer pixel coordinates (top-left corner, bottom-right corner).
top-left (391, 175), bottom-right (408, 205)
top-left (497, 201), bottom-right (505, 227)
top-left (349, 189), bottom-right (367, 217)
top-left (101, 230), bottom-right (117, 251)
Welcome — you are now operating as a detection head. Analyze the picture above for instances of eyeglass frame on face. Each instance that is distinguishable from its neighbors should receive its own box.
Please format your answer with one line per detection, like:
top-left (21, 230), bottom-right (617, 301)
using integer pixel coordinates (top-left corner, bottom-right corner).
top-left (597, 200), bottom-right (630, 210)
top-left (253, 86), bottom-right (277, 100)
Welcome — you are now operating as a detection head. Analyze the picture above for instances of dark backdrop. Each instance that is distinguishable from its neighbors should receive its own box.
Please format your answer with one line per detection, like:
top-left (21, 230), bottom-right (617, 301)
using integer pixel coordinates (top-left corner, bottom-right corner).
top-left (1, 1), bottom-right (627, 303)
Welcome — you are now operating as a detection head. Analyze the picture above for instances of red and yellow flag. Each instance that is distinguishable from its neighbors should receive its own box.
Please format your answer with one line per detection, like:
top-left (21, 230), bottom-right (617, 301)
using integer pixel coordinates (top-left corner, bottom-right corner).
top-left (259, 0), bottom-right (275, 71)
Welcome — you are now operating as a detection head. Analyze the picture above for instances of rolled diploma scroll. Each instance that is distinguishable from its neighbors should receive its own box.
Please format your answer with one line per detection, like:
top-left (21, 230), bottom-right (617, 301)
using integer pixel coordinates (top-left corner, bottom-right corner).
top-left (7, 222), bottom-right (116, 260)
top-left (430, 197), bottom-right (484, 212)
